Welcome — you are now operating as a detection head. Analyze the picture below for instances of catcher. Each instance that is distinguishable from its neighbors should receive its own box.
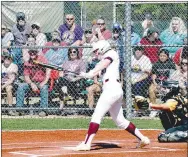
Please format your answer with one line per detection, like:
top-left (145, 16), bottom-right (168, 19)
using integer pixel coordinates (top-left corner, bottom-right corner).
top-left (134, 80), bottom-right (188, 142)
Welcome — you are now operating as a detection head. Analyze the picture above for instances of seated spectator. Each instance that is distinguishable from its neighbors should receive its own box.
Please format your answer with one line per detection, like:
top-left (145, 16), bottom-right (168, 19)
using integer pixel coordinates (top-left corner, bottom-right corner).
top-left (1, 24), bottom-right (14, 53)
top-left (22, 34), bottom-right (36, 62)
top-left (173, 37), bottom-right (187, 68)
top-left (131, 46), bottom-right (152, 97)
top-left (12, 49), bottom-right (51, 116)
top-left (57, 48), bottom-right (86, 111)
top-left (131, 25), bottom-right (141, 46)
top-left (86, 76), bottom-right (102, 109)
top-left (45, 37), bottom-right (68, 67)
top-left (42, 29), bottom-right (65, 55)
top-left (94, 17), bottom-right (112, 40)
top-left (140, 27), bottom-right (163, 63)
top-left (58, 14), bottom-right (84, 46)
top-left (160, 17), bottom-right (187, 56)
top-left (31, 23), bottom-right (47, 54)
top-left (1, 52), bottom-right (18, 111)
top-left (149, 49), bottom-right (176, 104)
top-left (12, 12), bottom-right (31, 75)
top-left (141, 13), bottom-right (154, 37)
top-left (108, 22), bottom-right (125, 81)
top-left (81, 28), bottom-right (98, 65)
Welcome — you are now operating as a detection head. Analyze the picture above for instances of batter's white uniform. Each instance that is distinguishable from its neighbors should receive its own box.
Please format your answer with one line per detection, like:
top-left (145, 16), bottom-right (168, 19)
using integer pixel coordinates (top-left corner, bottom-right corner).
top-left (91, 49), bottom-right (130, 129)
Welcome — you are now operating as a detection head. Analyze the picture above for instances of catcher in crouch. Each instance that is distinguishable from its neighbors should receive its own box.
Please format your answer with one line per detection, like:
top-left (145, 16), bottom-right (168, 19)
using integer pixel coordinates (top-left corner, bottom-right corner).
top-left (75, 40), bottom-right (150, 151)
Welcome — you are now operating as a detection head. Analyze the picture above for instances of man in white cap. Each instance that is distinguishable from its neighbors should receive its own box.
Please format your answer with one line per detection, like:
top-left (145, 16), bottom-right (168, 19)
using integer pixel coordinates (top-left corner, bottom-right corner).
top-left (75, 40), bottom-right (150, 151)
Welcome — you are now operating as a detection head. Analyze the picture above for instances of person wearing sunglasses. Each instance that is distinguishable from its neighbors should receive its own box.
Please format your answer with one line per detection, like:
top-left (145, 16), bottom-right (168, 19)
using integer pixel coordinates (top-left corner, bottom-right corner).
top-left (81, 28), bottom-right (98, 67)
top-left (2, 52), bottom-right (18, 116)
top-left (58, 14), bottom-right (84, 46)
top-left (13, 49), bottom-right (51, 117)
top-left (55, 48), bottom-right (86, 114)
top-left (12, 12), bottom-right (31, 76)
top-left (93, 17), bottom-right (112, 40)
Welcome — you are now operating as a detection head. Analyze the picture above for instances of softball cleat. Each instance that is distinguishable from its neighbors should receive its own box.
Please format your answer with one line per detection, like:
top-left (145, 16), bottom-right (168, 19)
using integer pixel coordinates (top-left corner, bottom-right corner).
top-left (74, 142), bottom-right (91, 151)
top-left (136, 136), bottom-right (150, 148)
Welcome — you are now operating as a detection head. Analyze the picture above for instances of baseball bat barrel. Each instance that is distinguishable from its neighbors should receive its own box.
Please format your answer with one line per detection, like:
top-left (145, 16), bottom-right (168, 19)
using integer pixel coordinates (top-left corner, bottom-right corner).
top-left (33, 60), bottom-right (64, 71)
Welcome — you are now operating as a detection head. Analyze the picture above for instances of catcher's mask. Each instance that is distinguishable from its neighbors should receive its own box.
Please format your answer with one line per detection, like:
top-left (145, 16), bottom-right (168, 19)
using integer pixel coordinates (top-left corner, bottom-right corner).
top-left (161, 81), bottom-right (180, 101)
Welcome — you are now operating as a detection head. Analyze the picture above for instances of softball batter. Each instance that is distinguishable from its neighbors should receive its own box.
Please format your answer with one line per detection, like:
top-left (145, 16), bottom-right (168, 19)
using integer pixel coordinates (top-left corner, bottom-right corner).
top-left (76, 40), bottom-right (150, 151)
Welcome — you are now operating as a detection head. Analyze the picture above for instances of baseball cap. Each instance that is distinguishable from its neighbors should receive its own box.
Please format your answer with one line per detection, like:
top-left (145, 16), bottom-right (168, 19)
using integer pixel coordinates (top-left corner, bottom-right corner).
top-left (2, 24), bottom-right (6, 29)
top-left (52, 36), bottom-right (61, 43)
top-left (2, 52), bottom-right (13, 60)
top-left (147, 27), bottom-right (159, 36)
top-left (145, 13), bottom-right (153, 20)
top-left (16, 12), bottom-right (25, 21)
top-left (31, 22), bottom-right (41, 30)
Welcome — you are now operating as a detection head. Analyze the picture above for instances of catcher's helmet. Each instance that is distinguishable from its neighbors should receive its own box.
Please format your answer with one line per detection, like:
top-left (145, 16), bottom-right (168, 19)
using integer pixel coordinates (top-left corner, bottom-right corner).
top-left (92, 40), bottom-right (111, 54)
top-left (16, 12), bottom-right (25, 20)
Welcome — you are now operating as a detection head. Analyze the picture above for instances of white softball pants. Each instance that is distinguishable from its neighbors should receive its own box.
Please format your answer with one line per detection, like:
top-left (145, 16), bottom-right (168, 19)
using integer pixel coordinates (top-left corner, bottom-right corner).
top-left (91, 81), bottom-right (130, 129)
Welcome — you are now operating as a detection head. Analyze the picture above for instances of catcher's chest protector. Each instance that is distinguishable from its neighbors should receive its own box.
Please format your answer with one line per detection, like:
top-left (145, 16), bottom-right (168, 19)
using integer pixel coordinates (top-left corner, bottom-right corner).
top-left (159, 96), bottom-right (188, 130)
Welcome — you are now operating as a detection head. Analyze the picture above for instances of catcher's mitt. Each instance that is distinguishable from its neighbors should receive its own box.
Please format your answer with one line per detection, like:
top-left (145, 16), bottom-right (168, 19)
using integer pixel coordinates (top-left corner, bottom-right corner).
top-left (133, 95), bottom-right (149, 110)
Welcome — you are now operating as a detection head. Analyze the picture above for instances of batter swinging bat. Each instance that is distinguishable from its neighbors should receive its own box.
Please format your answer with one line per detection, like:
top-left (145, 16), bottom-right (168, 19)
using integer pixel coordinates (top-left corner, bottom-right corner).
top-left (33, 60), bottom-right (80, 75)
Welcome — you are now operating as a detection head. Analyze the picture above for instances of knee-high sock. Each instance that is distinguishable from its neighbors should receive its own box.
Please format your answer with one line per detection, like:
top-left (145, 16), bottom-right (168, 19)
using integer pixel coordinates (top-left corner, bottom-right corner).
top-left (84, 122), bottom-right (99, 145)
top-left (125, 122), bottom-right (145, 140)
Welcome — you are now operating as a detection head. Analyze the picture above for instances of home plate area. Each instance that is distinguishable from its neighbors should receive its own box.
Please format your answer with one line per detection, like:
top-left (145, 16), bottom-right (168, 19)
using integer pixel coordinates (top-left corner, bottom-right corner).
top-left (5, 140), bottom-right (186, 157)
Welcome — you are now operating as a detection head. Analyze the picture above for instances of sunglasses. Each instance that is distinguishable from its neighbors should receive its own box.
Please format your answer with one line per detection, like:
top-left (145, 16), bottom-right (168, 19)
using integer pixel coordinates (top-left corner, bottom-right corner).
top-left (2, 28), bottom-right (6, 30)
top-left (70, 50), bottom-right (77, 54)
top-left (97, 23), bottom-right (105, 26)
top-left (17, 18), bottom-right (25, 21)
top-left (31, 24), bottom-right (40, 30)
top-left (181, 62), bottom-right (188, 66)
top-left (66, 18), bottom-right (74, 21)
top-left (85, 30), bottom-right (92, 34)
top-left (4, 56), bottom-right (12, 60)
top-left (29, 50), bottom-right (38, 56)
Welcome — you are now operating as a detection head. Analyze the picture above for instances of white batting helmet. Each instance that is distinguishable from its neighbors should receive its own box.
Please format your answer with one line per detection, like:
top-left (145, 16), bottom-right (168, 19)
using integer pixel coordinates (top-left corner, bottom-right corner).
top-left (92, 40), bottom-right (111, 54)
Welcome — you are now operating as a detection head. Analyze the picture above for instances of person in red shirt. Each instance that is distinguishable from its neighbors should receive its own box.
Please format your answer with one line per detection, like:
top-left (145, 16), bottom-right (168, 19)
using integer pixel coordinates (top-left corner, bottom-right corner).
top-left (140, 27), bottom-right (163, 63)
top-left (14, 49), bottom-right (51, 116)
top-left (173, 37), bottom-right (187, 68)
top-left (94, 17), bottom-right (112, 40)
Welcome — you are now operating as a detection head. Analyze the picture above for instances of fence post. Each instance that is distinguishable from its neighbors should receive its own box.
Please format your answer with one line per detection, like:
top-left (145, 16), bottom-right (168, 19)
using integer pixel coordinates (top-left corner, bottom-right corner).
top-left (125, 2), bottom-right (132, 119)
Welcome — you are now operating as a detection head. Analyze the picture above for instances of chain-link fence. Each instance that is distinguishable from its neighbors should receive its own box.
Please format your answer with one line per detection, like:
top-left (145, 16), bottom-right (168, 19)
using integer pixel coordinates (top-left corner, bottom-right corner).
top-left (1, 1), bottom-right (187, 118)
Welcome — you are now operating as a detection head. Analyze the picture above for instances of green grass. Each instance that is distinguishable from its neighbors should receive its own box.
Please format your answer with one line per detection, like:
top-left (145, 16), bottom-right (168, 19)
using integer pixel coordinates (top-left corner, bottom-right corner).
top-left (2, 118), bottom-right (163, 131)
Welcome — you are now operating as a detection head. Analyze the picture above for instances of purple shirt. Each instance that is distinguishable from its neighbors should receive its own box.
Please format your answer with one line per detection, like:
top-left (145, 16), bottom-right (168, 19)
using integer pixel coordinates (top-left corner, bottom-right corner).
top-left (58, 24), bottom-right (84, 45)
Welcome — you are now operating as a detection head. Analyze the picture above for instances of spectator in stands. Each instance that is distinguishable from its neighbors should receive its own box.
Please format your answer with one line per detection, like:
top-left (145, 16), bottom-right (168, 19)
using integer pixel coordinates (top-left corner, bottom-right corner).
top-left (12, 12), bottom-right (31, 75)
top-left (149, 49), bottom-right (176, 104)
top-left (160, 17), bottom-right (187, 56)
top-left (31, 23), bottom-right (47, 53)
top-left (57, 48), bottom-right (86, 112)
top-left (58, 14), bottom-right (84, 46)
top-left (45, 37), bottom-right (68, 67)
top-left (13, 49), bottom-right (51, 116)
top-left (131, 46), bottom-right (152, 97)
top-left (94, 17), bottom-right (112, 40)
top-left (140, 27), bottom-right (163, 63)
top-left (142, 13), bottom-right (154, 37)
top-left (108, 22), bottom-right (125, 82)
top-left (22, 34), bottom-right (36, 62)
top-left (42, 29), bottom-right (65, 55)
top-left (81, 28), bottom-right (98, 67)
top-left (1, 52), bottom-right (18, 112)
top-left (173, 37), bottom-right (188, 68)
top-left (1, 24), bottom-right (14, 52)
top-left (131, 25), bottom-right (141, 46)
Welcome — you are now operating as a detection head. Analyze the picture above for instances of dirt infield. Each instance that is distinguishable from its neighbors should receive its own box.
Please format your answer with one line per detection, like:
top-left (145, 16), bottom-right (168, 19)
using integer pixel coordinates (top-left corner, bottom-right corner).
top-left (2, 130), bottom-right (187, 157)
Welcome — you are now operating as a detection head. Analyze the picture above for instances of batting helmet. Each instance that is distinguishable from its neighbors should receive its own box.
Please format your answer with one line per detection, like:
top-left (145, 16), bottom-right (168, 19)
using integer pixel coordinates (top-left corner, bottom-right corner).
top-left (92, 40), bottom-right (111, 54)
